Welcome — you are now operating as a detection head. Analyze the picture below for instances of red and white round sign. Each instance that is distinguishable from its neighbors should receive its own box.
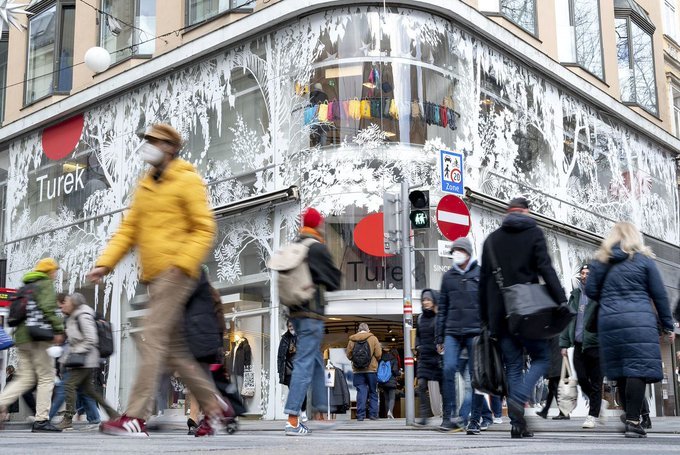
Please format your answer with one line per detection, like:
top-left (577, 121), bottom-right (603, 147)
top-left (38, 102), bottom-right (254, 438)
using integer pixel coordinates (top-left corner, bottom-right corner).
top-left (436, 195), bottom-right (471, 241)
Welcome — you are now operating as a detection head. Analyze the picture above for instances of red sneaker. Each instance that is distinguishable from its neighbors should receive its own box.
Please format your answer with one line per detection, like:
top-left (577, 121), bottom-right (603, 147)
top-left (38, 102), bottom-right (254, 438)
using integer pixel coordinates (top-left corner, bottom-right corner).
top-left (194, 417), bottom-right (217, 437)
top-left (99, 414), bottom-right (149, 437)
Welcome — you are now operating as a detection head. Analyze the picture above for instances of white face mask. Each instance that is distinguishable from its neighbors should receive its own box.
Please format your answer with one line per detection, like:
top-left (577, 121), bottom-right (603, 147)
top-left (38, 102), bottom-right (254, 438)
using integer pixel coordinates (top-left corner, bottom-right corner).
top-left (452, 251), bottom-right (469, 266)
top-left (139, 142), bottom-right (166, 166)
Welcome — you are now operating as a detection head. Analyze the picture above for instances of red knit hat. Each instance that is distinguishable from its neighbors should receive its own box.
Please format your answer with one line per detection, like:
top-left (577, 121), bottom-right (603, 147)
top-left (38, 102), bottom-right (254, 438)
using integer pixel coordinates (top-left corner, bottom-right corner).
top-left (302, 208), bottom-right (323, 228)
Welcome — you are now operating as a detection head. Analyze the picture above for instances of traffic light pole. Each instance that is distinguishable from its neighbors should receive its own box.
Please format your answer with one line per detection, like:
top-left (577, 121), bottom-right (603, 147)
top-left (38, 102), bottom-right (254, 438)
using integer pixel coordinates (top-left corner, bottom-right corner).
top-left (400, 180), bottom-right (415, 425)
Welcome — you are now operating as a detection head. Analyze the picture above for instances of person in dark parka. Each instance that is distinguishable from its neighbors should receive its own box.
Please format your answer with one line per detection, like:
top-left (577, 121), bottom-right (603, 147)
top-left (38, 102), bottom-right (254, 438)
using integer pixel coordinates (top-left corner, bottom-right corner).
top-left (585, 222), bottom-right (674, 439)
top-left (277, 320), bottom-right (307, 421)
top-left (415, 289), bottom-right (441, 426)
top-left (479, 197), bottom-right (567, 439)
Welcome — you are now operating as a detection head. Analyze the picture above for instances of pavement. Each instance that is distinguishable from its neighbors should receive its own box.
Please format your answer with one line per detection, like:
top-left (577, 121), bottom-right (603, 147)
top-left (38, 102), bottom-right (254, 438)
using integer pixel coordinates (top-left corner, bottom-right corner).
top-left (2, 416), bottom-right (679, 454)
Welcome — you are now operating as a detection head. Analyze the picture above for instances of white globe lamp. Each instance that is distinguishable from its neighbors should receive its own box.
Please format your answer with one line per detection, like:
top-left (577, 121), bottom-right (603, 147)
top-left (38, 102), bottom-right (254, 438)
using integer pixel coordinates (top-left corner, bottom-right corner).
top-left (84, 46), bottom-right (111, 73)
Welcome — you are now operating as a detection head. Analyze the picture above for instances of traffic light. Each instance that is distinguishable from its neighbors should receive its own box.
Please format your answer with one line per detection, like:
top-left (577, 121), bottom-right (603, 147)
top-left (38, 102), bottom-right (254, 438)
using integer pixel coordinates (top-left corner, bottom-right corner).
top-left (383, 192), bottom-right (401, 254)
top-left (409, 190), bottom-right (430, 229)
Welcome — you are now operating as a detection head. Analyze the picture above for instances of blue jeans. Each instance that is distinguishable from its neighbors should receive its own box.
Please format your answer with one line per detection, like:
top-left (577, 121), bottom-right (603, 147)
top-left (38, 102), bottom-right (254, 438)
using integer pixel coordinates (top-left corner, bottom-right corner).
top-left (353, 373), bottom-right (378, 419)
top-left (50, 371), bottom-right (100, 422)
top-left (283, 318), bottom-right (327, 416)
top-left (480, 395), bottom-right (502, 423)
top-left (76, 391), bottom-right (100, 423)
top-left (499, 336), bottom-right (549, 426)
top-left (443, 335), bottom-right (483, 423)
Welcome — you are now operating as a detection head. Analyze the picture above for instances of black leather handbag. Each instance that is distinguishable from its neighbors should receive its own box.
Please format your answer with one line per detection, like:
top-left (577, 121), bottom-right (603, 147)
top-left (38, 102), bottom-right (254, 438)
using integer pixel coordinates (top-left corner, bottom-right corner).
top-left (471, 328), bottom-right (506, 396)
top-left (488, 242), bottom-right (574, 339)
top-left (64, 352), bottom-right (87, 368)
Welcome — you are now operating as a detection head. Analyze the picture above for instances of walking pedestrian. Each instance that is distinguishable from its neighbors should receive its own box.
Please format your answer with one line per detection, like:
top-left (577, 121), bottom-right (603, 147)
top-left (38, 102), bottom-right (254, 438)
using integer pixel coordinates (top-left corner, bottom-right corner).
top-left (479, 198), bottom-right (567, 438)
top-left (378, 347), bottom-right (400, 419)
top-left (536, 337), bottom-right (567, 420)
top-left (559, 264), bottom-right (603, 428)
top-left (414, 289), bottom-right (442, 426)
top-left (278, 320), bottom-right (307, 423)
top-left (0, 258), bottom-right (65, 432)
top-left (87, 123), bottom-right (232, 437)
top-left (4, 366), bottom-right (36, 419)
top-left (347, 323), bottom-right (382, 422)
top-left (435, 236), bottom-right (484, 434)
top-left (282, 208), bottom-right (341, 435)
top-left (56, 293), bottom-right (119, 431)
top-left (585, 222), bottom-right (674, 438)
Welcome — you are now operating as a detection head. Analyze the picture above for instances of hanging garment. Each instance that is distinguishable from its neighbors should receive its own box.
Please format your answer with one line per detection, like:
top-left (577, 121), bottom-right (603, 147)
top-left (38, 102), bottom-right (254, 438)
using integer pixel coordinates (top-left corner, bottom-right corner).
top-left (332, 99), bottom-right (341, 121)
top-left (304, 105), bottom-right (317, 125)
top-left (443, 95), bottom-right (455, 110)
top-left (447, 108), bottom-right (457, 130)
top-left (424, 102), bottom-right (433, 125)
top-left (411, 100), bottom-right (422, 119)
top-left (318, 101), bottom-right (329, 123)
top-left (360, 99), bottom-right (371, 119)
top-left (341, 100), bottom-right (351, 125)
top-left (433, 103), bottom-right (441, 126)
top-left (389, 98), bottom-right (399, 120)
top-left (440, 105), bottom-right (448, 128)
top-left (383, 98), bottom-right (392, 118)
top-left (349, 98), bottom-right (362, 120)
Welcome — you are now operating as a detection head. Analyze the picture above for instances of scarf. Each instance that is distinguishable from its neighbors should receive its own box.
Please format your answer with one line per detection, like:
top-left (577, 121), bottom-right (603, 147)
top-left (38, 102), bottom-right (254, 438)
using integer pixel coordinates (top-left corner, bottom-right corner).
top-left (300, 226), bottom-right (324, 242)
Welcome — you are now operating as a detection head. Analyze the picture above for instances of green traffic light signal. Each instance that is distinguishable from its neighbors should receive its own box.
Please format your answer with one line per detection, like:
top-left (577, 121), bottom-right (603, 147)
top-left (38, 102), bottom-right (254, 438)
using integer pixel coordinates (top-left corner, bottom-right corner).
top-left (409, 210), bottom-right (430, 229)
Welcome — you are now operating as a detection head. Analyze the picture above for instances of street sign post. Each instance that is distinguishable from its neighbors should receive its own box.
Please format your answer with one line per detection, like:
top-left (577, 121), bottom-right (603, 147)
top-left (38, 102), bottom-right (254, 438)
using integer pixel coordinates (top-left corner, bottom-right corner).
top-left (439, 150), bottom-right (464, 196)
top-left (436, 195), bottom-right (471, 241)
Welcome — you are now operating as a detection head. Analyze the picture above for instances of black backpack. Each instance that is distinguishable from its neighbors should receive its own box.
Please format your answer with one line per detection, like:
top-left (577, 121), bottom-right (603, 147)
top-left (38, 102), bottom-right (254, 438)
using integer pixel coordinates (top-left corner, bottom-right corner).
top-left (8, 283), bottom-right (39, 327)
top-left (351, 339), bottom-right (372, 370)
top-left (77, 314), bottom-right (114, 358)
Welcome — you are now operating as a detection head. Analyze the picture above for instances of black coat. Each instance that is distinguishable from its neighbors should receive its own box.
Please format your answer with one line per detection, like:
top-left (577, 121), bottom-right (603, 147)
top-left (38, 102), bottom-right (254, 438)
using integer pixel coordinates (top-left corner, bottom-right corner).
top-left (436, 261), bottom-right (481, 341)
top-left (185, 270), bottom-right (223, 362)
top-left (416, 292), bottom-right (442, 382)
top-left (378, 352), bottom-right (400, 389)
top-left (289, 233), bottom-right (341, 320)
top-left (479, 213), bottom-right (567, 338)
top-left (330, 367), bottom-right (350, 413)
top-left (277, 330), bottom-right (296, 385)
top-left (585, 246), bottom-right (674, 382)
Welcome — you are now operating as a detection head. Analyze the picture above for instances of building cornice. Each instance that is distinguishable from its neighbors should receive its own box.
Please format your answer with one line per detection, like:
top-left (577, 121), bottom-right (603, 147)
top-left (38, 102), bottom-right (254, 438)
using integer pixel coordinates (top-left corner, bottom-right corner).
top-left (1, 0), bottom-right (680, 155)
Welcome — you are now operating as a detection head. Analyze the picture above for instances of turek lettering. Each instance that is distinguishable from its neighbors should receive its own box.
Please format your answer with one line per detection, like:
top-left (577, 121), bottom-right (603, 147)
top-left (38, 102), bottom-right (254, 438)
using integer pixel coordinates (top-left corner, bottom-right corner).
top-left (36, 165), bottom-right (85, 202)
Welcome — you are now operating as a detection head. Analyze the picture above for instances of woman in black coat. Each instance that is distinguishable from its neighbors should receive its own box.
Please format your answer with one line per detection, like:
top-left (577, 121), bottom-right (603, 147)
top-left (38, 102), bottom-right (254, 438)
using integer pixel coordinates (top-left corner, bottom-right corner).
top-left (415, 289), bottom-right (442, 425)
top-left (585, 222), bottom-right (674, 439)
top-left (277, 320), bottom-right (307, 420)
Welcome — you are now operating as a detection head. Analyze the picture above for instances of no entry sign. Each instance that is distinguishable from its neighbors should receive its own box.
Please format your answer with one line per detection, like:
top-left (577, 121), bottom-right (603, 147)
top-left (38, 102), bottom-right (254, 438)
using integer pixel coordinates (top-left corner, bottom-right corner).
top-left (436, 195), bottom-right (471, 241)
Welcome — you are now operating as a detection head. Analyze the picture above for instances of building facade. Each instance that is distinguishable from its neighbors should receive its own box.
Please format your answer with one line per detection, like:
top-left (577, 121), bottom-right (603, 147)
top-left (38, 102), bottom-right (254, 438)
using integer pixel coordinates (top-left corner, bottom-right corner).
top-left (0, 0), bottom-right (678, 419)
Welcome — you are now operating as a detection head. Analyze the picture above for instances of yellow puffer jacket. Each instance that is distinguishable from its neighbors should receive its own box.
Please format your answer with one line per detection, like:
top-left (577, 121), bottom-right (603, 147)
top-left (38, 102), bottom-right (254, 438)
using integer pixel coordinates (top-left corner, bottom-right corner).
top-left (96, 158), bottom-right (216, 282)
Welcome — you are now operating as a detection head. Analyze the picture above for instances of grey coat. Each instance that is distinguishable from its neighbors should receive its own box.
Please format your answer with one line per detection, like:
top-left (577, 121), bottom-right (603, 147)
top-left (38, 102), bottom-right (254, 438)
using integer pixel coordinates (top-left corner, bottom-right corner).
top-left (63, 305), bottom-right (100, 369)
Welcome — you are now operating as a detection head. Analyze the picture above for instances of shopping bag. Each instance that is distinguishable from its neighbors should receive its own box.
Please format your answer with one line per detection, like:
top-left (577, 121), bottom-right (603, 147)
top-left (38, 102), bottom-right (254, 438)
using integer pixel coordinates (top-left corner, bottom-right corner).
top-left (557, 357), bottom-right (578, 416)
top-left (240, 365), bottom-right (256, 397)
top-left (471, 328), bottom-right (507, 396)
top-left (0, 326), bottom-right (14, 350)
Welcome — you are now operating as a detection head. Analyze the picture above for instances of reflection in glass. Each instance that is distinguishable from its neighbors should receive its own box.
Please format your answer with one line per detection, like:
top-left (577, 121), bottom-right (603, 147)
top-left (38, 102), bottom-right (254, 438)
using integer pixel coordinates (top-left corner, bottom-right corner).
top-left (615, 17), bottom-right (657, 113)
top-left (101, 0), bottom-right (156, 63)
top-left (0, 37), bottom-right (7, 124)
top-left (56, 6), bottom-right (75, 92)
top-left (572, 0), bottom-right (603, 78)
top-left (26, 6), bottom-right (57, 103)
top-left (500, 0), bottom-right (536, 34)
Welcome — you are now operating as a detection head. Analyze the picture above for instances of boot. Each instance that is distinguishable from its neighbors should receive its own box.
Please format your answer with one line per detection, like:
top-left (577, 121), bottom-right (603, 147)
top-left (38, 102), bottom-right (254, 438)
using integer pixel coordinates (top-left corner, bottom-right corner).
top-left (511, 424), bottom-right (534, 438)
top-left (624, 420), bottom-right (647, 438)
top-left (640, 414), bottom-right (652, 429)
top-left (57, 415), bottom-right (73, 431)
top-left (187, 418), bottom-right (198, 435)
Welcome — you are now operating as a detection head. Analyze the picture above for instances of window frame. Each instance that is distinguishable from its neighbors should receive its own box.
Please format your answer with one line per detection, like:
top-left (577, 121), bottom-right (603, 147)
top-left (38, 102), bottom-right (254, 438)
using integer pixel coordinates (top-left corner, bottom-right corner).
top-left (0, 32), bottom-right (8, 125)
top-left (614, 11), bottom-right (659, 116)
top-left (664, 0), bottom-right (679, 43)
top-left (561, 0), bottom-right (606, 82)
top-left (23, 0), bottom-right (76, 107)
top-left (98, 0), bottom-right (156, 68)
top-left (184, 0), bottom-right (255, 29)
top-left (498, 0), bottom-right (539, 37)
top-left (671, 84), bottom-right (680, 137)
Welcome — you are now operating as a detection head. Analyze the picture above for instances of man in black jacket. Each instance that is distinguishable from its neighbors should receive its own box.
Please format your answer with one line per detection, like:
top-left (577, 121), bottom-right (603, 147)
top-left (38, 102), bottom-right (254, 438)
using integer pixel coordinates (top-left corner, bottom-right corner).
top-left (283, 208), bottom-right (341, 436)
top-left (479, 197), bottom-right (567, 439)
top-left (435, 236), bottom-right (484, 433)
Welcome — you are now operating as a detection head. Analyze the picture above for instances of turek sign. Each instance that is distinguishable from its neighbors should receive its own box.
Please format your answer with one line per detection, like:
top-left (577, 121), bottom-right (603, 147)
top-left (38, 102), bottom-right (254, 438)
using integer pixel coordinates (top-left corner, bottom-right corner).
top-left (37, 114), bottom-right (85, 202)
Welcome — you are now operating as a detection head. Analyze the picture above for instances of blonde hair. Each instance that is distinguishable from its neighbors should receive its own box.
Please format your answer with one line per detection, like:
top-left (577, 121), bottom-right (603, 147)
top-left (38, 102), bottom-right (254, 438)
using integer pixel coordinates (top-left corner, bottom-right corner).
top-left (595, 222), bottom-right (653, 263)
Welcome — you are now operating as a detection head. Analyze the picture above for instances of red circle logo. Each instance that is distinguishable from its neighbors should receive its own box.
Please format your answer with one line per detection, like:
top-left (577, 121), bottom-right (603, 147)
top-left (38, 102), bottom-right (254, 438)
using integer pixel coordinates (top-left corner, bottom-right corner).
top-left (41, 114), bottom-right (84, 161)
top-left (354, 213), bottom-right (394, 258)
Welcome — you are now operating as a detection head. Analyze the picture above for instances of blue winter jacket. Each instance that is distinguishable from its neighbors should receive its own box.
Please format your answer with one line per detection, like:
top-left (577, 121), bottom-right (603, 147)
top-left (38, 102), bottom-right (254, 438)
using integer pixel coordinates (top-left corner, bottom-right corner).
top-left (585, 245), bottom-right (673, 382)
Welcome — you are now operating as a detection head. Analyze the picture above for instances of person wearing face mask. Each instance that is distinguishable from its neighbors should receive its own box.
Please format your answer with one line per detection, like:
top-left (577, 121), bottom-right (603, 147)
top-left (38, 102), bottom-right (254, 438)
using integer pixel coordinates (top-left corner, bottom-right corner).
top-left (414, 289), bottom-right (442, 427)
top-left (435, 237), bottom-right (484, 434)
top-left (86, 123), bottom-right (234, 438)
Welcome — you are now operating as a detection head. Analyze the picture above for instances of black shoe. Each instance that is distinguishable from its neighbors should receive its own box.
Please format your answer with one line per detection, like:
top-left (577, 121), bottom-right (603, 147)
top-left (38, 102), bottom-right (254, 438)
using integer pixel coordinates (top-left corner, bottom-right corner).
top-left (507, 399), bottom-right (526, 427)
top-left (552, 414), bottom-right (570, 420)
top-left (510, 425), bottom-right (534, 438)
top-left (466, 420), bottom-right (481, 435)
top-left (356, 417), bottom-right (365, 422)
top-left (187, 418), bottom-right (198, 435)
top-left (625, 421), bottom-right (647, 438)
top-left (536, 408), bottom-right (548, 419)
top-left (640, 414), bottom-right (652, 429)
top-left (439, 419), bottom-right (464, 433)
top-left (32, 420), bottom-right (62, 433)
top-left (368, 416), bottom-right (379, 421)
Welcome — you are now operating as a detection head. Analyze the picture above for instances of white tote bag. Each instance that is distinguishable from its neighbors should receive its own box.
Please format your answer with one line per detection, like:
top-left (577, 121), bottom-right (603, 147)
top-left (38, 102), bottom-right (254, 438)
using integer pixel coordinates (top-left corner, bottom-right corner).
top-left (557, 357), bottom-right (578, 416)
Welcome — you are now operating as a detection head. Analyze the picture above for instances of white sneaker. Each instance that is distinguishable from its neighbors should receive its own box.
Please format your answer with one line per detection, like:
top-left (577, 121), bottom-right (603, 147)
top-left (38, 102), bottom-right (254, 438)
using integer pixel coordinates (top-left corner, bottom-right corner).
top-left (493, 417), bottom-right (503, 424)
top-left (582, 415), bottom-right (596, 429)
top-left (598, 400), bottom-right (608, 426)
top-left (300, 411), bottom-right (308, 423)
top-left (387, 411), bottom-right (394, 419)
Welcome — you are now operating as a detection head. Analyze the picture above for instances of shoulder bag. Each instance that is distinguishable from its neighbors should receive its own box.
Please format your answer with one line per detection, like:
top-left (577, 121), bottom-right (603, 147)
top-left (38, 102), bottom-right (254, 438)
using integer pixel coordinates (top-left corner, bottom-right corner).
top-left (488, 240), bottom-right (574, 339)
top-left (584, 264), bottom-right (615, 333)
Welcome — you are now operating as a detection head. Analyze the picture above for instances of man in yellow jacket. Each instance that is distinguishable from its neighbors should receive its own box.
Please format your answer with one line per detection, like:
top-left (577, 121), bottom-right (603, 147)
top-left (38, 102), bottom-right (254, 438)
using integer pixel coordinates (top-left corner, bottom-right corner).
top-left (87, 123), bottom-right (231, 437)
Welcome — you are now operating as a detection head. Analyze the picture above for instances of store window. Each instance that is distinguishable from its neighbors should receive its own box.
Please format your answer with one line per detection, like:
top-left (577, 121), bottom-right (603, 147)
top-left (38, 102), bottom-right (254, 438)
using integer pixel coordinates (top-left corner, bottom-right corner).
top-left (615, 1), bottom-right (658, 114)
top-left (25, 1), bottom-right (75, 104)
top-left (186, 0), bottom-right (254, 26)
top-left (100, 0), bottom-right (156, 64)
top-left (664, 0), bottom-right (679, 42)
top-left (0, 33), bottom-right (7, 124)
top-left (500, 0), bottom-right (537, 35)
top-left (556, 0), bottom-right (604, 79)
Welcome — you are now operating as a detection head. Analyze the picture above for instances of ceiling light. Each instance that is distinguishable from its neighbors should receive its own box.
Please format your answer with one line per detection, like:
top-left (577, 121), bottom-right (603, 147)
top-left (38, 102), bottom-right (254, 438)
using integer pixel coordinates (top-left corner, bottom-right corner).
top-left (480, 98), bottom-right (494, 106)
top-left (62, 162), bottom-right (84, 173)
top-left (328, 317), bottom-right (342, 321)
top-left (325, 64), bottom-right (364, 78)
top-left (391, 337), bottom-right (396, 342)
top-left (362, 82), bottom-right (377, 89)
top-left (384, 131), bottom-right (396, 138)
top-left (387, 326), bottom-right (392, 333)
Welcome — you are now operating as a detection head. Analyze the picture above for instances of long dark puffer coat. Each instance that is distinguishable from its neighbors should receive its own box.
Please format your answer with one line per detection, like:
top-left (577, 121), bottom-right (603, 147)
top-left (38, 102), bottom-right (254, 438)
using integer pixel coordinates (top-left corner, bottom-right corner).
top-left (585, 245), bottom-right (674, 382)
top-left (435, 260), bottom-right (481, 341)
top-left (415, 289), bottom-right (442, 382)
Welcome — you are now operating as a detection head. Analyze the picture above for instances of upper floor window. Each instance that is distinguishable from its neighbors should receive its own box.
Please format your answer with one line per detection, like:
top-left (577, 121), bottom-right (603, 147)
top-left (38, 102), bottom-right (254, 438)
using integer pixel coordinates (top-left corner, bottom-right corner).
top-left (556, 0), bottom-right (604, 79)
top-left (663, 0), bottom-right (679, 42)
top-left (500, 0), bottom-right (537, 35)
top-left (25, 1), bottom-right (75, 105)
top-left (186, 0), bottom-right (254, 27)
top-left (0, 33), bottom-right (7, 124)
top-left (100, 0), bottom-right (156, 64)
top-left (671, 85), bottom-right (680, 136)
top-left (614, 0), bottom-right (658, 114)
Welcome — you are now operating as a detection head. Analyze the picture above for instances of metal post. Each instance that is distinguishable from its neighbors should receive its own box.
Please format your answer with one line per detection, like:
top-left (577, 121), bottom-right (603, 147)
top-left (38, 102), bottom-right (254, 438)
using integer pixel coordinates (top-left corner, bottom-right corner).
top-left (400, 180), bottom-right (415, 425)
